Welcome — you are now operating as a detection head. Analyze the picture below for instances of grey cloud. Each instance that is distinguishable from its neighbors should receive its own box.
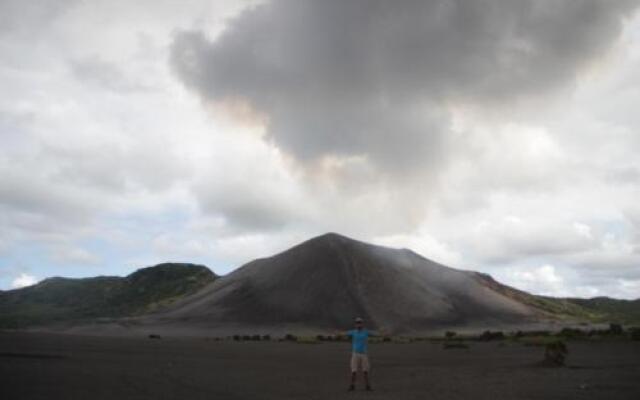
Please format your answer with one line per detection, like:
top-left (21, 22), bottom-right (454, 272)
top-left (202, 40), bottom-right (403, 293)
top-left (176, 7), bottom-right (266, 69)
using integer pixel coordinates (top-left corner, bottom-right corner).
top-left (170, 0), bottom-right (638, 172)
top-left (0, 0), bottom-right (78, 37)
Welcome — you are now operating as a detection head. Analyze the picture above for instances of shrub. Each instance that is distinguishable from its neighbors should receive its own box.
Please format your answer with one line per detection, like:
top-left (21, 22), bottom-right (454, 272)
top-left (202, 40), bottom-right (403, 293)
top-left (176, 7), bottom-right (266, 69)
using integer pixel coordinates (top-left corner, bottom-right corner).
top-left (382, 336), bottom-right (391, 342)
top-left (262, 334), bottom-right (271, 341)
top-left (148, 334), bottom-right (161, 339)
top-left (523, 330), bottom-right (551, 337)
top-left (609, 323), bottom-right (624, 335)
top-left (543, 340), bottom-right (568, 366)
top-left (316, 334), bottom-right (325, 341)
top-left (629, 327), bottom-right (640, 341)
top-left (559, 328), bottom-right (584, 338)
top-left (445, 331), bottom-right (457, 339)
top-left (232, 335), bottom-right (240, 341)
top-left (296, 336), bottom-right (319, 344)
top-left (479, 331), bottom-right (504, 341)
top-left (284, 333), bottom-right (297, 342)
top-left (251, 334), bottom-right (261, 341)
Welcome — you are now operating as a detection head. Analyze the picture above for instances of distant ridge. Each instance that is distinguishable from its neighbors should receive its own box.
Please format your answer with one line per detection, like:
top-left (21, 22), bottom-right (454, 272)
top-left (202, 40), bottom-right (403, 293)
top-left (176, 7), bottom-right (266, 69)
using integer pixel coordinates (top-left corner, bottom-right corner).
top-left (0, 263), bottom-right (216, 328)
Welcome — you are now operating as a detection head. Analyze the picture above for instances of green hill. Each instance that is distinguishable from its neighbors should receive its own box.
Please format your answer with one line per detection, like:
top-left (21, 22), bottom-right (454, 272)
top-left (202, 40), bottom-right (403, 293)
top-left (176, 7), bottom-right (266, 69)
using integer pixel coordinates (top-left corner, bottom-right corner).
top-left (474, 272), bottom-right (640, 324)
top-left (0, 263), bottom-right (217, 328)
top-left (563, 297), bottom-right (640, 325)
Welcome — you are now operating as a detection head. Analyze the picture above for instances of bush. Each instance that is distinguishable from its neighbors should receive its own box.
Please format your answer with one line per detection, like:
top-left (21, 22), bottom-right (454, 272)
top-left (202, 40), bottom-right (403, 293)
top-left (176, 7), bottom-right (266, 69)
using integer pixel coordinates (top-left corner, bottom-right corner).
top-left (445, 331), bottom-right (457, 339)
top-left (242, 335), bottom-right (251, 341)
top-left (262, 334), bottom-right (271, 341)
top-left (522, 330), bottom-right (551, 337)
top-left (316, 334), bottom-right (325, 341)
top-left (609, 323), bottom-right (624, 335)
top-left (479, 331), bottom-right (504, 341)
top-left (296, 336), bottom-right (319, 344)
top-left (251, 334), bottom-right (261, 341)
top-left (232, 335), bottom-right (241, 341)
top-left (543, 340), bottom-right (568, 366)
top-left (629, 327), bottom-right (640, 341)
top-left (559, 328), bottom-right (584, 338)
top-left (284, 333), bottom-right (298, 342)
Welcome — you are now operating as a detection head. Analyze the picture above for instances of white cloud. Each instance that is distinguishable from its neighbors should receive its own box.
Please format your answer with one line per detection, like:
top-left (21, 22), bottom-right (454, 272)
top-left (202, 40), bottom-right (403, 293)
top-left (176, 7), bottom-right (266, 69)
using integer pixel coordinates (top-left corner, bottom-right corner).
top-left (373, 232), bottom-right (463, 268)
top-left (503, 265), bottom-right (566, 297)
top-left (11, 273), bottom-right (38, 289)
top-left (50, 245), bottom-right (101, 266)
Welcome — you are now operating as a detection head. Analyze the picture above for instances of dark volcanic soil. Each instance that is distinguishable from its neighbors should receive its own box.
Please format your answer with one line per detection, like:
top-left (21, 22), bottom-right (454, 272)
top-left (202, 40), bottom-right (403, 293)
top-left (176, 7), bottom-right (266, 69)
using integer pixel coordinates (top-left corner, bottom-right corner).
top-left (1, 332), bottom-right (639, 400)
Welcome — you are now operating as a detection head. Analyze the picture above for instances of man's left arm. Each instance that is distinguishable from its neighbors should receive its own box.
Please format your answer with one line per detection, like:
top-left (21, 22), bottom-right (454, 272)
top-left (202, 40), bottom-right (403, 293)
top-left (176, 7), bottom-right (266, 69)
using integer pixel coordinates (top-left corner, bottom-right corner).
top-left (368, 329), bottom-right (388, 338)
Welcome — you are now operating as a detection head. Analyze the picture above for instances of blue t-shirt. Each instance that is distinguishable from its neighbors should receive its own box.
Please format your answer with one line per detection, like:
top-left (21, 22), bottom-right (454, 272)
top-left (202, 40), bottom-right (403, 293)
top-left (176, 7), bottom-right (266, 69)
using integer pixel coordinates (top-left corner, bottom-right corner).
top-left (348, 329), bottom-right (369, 354)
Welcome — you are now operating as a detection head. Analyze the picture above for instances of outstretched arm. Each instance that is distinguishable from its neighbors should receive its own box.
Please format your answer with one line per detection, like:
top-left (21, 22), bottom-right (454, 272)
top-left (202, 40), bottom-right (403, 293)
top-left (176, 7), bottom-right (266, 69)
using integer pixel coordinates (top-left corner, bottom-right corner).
top-left (368, 329), bottom-right (390, 338)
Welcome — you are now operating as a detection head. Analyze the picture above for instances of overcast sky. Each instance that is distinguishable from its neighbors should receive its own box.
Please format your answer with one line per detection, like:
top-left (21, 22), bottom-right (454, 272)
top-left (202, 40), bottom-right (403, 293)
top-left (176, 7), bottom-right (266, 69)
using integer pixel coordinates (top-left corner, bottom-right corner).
top-left (1, 0), bottom-right (639, 299)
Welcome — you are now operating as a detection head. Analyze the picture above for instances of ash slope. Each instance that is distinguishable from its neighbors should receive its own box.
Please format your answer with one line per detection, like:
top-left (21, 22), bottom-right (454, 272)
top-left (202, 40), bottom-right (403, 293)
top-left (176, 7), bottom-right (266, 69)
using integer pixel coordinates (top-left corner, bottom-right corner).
top-left (145, 233), bottom-right (544, 333)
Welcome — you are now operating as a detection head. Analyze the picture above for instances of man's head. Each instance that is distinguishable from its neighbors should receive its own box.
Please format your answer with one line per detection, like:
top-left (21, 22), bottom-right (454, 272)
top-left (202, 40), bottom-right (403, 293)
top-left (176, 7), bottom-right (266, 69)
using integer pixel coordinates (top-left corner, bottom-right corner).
top-left (354, 317), bottom-right (364, 330)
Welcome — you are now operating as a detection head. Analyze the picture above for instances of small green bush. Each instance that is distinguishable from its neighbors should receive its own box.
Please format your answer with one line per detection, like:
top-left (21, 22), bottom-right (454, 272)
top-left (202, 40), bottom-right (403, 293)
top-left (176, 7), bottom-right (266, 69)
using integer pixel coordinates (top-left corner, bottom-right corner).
top-left (284, 333), bottom-right (297, 342)
top-left (609, 323), bottom-right (624, 335)
top-left (558, 328), bottom-right (585, 338)
top-left (543, 340), bottom-right (568, 366)
top-left (479, 331), bottom-right (504, 341)
top-left (296, 336), bottom-right (319, 344)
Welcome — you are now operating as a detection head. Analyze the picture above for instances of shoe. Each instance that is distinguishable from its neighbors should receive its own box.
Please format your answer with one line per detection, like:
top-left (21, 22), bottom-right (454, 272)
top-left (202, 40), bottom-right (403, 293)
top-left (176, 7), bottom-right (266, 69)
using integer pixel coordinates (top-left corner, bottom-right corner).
top-left (348, 385), bottom-right (355, 391)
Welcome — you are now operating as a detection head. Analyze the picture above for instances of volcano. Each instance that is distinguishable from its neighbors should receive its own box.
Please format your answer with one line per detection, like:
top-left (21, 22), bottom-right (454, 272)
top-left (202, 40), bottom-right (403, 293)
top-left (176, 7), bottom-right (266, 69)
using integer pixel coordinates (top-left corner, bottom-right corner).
top-left (139, 233), bottom-right (551, 334)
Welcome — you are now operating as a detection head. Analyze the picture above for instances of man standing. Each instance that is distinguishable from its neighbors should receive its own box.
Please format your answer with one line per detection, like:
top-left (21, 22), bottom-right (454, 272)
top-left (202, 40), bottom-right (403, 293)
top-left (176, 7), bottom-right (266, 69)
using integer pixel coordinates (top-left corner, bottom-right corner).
top-left (346, 317), bottom-right (373, 391)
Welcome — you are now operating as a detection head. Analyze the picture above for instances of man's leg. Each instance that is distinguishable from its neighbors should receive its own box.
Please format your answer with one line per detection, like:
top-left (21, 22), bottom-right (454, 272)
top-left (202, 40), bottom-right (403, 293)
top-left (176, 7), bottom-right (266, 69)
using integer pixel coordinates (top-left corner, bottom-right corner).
top-left (348, 354), bottom-right (357, 391)
top-left (349, 372), bottom-right (356, 390)
top-left (363, 355), bottom-right (372, 390)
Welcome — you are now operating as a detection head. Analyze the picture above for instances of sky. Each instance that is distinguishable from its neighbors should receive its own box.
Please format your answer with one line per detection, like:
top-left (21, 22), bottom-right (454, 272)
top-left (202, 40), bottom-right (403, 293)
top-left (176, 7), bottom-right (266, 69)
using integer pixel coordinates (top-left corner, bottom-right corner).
top-left (1, 0), bottom-right (639, 299)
